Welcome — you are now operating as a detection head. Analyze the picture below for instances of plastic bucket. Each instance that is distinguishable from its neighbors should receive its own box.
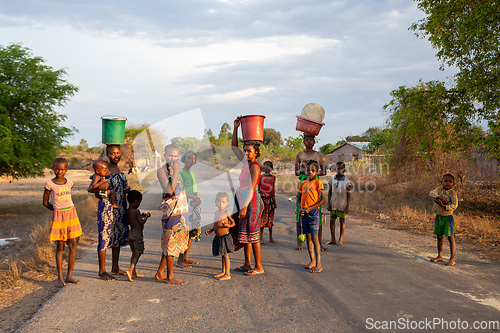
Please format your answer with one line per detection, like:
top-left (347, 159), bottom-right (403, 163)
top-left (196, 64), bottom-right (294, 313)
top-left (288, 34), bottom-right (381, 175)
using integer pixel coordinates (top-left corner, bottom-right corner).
top-left (296, 115), bottom-right (324, 136)
top-left (240, 115), bottom-right (266, 142)
top-left (101, 115), bottom-right (127, 145)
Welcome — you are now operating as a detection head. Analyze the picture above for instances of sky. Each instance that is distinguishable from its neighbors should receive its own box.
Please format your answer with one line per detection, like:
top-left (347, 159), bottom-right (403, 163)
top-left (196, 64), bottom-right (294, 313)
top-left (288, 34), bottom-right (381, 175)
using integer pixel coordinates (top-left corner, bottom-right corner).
top-left (0, 0), bottom-right (458, 147)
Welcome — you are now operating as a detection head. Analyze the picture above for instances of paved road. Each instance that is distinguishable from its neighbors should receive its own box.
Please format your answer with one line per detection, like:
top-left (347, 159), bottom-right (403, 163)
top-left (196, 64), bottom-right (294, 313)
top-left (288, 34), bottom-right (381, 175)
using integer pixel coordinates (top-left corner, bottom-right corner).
top-left (17, 183), bottom-right (500, 332)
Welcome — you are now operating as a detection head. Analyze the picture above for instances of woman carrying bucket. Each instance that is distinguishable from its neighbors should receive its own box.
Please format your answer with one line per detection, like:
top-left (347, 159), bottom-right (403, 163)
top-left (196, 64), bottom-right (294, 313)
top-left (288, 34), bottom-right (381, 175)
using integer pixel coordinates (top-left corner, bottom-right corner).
top-left (230, 116), bottom-right (265, 276)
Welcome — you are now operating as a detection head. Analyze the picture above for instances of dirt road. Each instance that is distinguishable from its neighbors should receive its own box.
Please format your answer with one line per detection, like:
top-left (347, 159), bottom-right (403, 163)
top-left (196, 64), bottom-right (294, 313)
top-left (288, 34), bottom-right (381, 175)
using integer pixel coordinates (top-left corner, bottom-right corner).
top-left (16, 187), bottom-right (500, 332)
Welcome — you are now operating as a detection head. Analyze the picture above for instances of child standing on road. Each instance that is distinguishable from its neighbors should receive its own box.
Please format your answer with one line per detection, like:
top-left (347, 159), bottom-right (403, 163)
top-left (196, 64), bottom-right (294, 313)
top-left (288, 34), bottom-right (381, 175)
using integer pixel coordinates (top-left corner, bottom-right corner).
top-left (298, 160), bottom-right (326, 273)
top-left (88, 160), bottom-right (120, 209)
top-left (326, 162), bottom-right (352, 246)
top-left (206, 192), bottom-right (236, 281)
top-left (125, 190), bottom-right (150, 281)
top-left (259, 161), bottom-right (278, 244)
top-left (294, 134), bottom-right (326, 251)
top-left (429, 174), bottom-right (458, 266)
top-left (43, 157), bottom-right (83, 287)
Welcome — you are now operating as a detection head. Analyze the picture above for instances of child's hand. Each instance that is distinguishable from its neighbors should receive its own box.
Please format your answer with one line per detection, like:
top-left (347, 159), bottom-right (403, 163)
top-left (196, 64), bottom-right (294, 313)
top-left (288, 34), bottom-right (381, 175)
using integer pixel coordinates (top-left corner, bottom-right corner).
top-left (327, 204), bottom-right (332, 211)
top-left (345, 206), bottom-right (349, 214)
top-left (437, 196), bottom-right (449, 205)
top-left (434, 198), bottom-right (445, 207)
top-left (205, 229), bottom-right (212, 236)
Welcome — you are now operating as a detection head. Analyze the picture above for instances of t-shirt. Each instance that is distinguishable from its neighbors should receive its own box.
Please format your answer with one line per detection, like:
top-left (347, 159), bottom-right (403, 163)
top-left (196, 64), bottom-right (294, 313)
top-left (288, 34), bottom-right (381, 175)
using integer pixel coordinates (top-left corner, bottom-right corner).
top-left (299, 178), bottom-right (324, 208)
top-left (44, 179), bottom-right (74, 210)
top-left (429, 186), bottom-right (458, 216)
top-left (259, 174), bottom-right (275, 196)
top-left (327, 175), bottom-right (352, 211)
top-left (179, 169), bottom-right (197, 195)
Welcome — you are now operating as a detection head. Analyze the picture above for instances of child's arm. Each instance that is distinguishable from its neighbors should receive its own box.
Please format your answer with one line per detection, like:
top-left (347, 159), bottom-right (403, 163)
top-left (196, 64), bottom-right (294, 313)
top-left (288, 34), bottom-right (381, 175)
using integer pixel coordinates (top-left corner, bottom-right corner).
top-left (327, 179), bottom-right (332, 211)
top-left (345, 191), bottom-right (351, 214)
top-left (223, 210), bottom-right (236, 228)
top-left (87, 175), bottom-right (108, 193)
top-left (445, 190), bottom-right (458, 211)
top-left (302, 188), bottom-right (327, 214)
top-left (429, 187), bottom-right (440, 198)
top-left (43, 189), bottom-right (53, 211)
top-left (140, 211), bottom-right (150, 225)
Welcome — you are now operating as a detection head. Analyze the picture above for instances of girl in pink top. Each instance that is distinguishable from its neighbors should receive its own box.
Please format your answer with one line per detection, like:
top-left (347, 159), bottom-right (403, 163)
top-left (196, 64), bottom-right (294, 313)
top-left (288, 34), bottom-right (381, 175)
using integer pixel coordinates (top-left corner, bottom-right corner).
top-left (43, 158), bottom-right (83, 287)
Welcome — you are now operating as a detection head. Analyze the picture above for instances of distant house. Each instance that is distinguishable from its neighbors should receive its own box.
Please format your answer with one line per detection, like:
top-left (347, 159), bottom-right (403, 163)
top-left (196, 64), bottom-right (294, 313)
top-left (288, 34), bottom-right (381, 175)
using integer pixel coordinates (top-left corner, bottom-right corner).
top-left (328, 142), bottom-right (369, 164)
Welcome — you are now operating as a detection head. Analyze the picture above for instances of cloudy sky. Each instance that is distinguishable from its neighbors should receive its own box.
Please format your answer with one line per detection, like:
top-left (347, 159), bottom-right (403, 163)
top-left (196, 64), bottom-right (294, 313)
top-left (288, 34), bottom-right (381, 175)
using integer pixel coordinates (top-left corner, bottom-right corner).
top-left (0, 0), bottom-right (457, 147)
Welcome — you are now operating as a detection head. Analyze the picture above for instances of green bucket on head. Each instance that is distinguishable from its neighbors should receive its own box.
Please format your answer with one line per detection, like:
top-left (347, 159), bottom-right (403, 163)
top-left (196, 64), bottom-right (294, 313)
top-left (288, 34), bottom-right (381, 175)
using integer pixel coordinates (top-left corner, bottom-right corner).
top-left (101, 115), bottom-right (127, 145)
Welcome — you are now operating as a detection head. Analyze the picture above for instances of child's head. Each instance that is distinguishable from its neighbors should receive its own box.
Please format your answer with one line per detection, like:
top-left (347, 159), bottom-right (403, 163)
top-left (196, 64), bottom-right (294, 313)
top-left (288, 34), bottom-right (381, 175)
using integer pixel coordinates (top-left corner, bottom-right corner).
top-left (441, 174), bottom-right (454, 190)
top-left (181, 151), bottom-right (197, 168)
top-left (303, 134), bottom-right (316, 149)
top-left (93, 160), bottom-right (108, 177)
top-left (263, 161), bottom-right (273, 173)
top-left (52, 158), bottom-right (68, 178)
top-left (127, 190), bottom-right (143, 206)
top-left (164, 144), bottom-right (180, 163)
top-left (215, 191), bottom-right (230, 210)
top-left (336, 162), bottom-right (346, 176)
top-left (306, 160), bottom-right (319, 180)
top-left (243, 143), bottom-right (261, 161)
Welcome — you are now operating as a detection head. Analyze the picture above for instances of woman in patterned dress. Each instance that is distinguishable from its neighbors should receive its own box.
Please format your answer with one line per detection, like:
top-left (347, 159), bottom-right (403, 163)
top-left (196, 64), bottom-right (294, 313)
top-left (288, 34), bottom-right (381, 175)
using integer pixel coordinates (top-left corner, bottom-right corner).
top-left (154, 144), bottom-right (189, 285)
top-left (230, 116), bottom-right (265, 276)
top-left (95, 145), bottom-right (130, 280)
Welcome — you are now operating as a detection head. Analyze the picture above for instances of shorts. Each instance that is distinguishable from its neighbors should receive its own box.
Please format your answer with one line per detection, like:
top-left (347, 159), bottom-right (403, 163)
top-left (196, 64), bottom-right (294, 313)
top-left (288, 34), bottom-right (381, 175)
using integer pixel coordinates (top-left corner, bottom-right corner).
top-left (128, 228), bottom-right (145, 254)
top-left (330, 210), bottom-right (346, 219)
top-left (433, 215), bottom-right (454, 237)
top-left (299, 208), bottom-right (319, 236)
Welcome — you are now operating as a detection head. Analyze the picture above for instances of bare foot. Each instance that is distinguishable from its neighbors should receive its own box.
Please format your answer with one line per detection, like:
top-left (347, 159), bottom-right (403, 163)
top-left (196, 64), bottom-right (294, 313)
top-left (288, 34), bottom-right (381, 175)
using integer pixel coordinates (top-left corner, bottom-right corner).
top-left (98, 273), bottom-right (115, 281)
top-left (430, 257), bottom-right (443, 262)
top-left (261, 241), bottom-right (266, 245)
top-left (310, 266), bottom-right (323, 273)
top-left (214, 272), bottom-right (225, 278)
top-left (446, 259), bottom-right (456, 266)
top-left (111, 268), bottom-right (126, 275)
top-left (132, 272), bottom-right (144, 278)
top-left (337, 242), bottom-right (344, 247)
top-left (57, 279), bottom-right (66, 288)
top-left (217, 274), bottom-right (231, 281)
top-left (295, 243), bottom-right (303, 251)
top-left (154, 273), bottom-right (167, 280)
top-left (269, 239), bottom-right (278, 244)
top-left (176, 262), bottom-right (192, 269)
top-left (65, 277), bottom-right (81, 284)
top-left (184, 258), bottom-right (199, 265)
top-left (304, 262), bottom-right (316, 269)
top-left (324, 240), bottom-right (336, 245)
top-left (111, 204), bottom-right (122, 209)
top-left (321, 246), bottom-right (328, 252)
top-left (166, 277), bottom-right (187, 285)
top-left (125, 270), bottom-right (133, 282)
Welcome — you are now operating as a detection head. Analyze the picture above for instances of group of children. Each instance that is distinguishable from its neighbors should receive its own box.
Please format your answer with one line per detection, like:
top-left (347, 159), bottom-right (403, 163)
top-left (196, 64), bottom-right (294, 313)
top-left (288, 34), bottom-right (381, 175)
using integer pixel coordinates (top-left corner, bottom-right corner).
top-left (43, 135), bottom-right (458, 286)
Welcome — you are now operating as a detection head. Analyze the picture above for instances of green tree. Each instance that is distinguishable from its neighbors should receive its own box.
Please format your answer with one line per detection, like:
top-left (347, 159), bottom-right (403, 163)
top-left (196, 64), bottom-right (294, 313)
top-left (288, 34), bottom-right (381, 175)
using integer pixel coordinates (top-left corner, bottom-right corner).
top-left (411, 0), bottom-right (500, 115)
top-left (0, 44), bottom-right (78, 178)
top-left (263, 128), bottom-right (283, 147)
top-left (319, 143), bottom-right (336, 155)
top-left (284, 135), bottom-right (304, 150)
top-left (218, 123), bottom-right (231, 140)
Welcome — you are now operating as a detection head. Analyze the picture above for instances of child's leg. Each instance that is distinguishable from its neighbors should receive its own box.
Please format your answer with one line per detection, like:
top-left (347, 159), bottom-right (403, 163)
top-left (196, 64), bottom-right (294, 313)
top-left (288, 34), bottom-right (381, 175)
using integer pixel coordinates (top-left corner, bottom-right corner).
top-left (260, 227), bottom-right (266, 244)
top-left (126, 251), bottom-right (142, 282)
top-left (65, 238), bottom-right (80, 284)
top-left (446, 235), bottom-right (456, 266)
top-left (107, 189), bottom-right (121, 209)
top-left (319, 224), bottom-right (328, 252)
top-left (56, 241), bottom-right (65, 287)
top-left (431, 235), bottom-right (444, 262)
top-left (217, 254), bottom-right (231, 280)
top-left (214, 257), bottom-right (226, 278)
top-left (310, 234), bottom-right (322, 273)
top-left (269, 227), bottom-right (277, 243)
top-left (325, 215), bottom-right (337, 244)
top-left (295, 201), bottom-right (303, 251)
top-left (304, 233), bottom-right (316, 269)
top-left (295, 222), bottom-right (303, 250)
top-left (337, 218), bottom-right (346, 246)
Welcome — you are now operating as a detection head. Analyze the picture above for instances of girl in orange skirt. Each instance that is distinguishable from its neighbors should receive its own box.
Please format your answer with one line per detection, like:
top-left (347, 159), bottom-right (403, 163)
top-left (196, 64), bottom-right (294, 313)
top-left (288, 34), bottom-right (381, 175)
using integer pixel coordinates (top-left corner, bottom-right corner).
top-left (43, 157), bottom-right (83, 287)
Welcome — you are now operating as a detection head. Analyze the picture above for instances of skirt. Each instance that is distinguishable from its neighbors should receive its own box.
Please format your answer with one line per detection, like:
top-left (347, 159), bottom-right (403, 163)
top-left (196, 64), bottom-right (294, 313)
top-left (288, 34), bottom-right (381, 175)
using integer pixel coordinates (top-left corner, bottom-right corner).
top-left (212, 233), bottom-right (233, 256)
top-left (260, 195), bottom-right (275, 228)
top-left (49, 206), bottom-right (82, 242)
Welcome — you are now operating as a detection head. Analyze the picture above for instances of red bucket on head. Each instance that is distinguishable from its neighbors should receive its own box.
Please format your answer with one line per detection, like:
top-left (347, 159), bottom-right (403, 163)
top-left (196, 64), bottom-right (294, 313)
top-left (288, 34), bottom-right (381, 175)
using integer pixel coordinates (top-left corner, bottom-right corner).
top-left (240, 115), bottom-right (266, 142)
top-left (296, 116), bottom-right (324, 136)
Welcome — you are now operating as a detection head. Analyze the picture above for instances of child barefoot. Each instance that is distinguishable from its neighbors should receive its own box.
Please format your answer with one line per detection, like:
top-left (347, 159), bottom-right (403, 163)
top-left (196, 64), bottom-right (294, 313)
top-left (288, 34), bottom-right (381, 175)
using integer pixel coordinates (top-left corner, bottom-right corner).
top-left (298, 160), bottom-right (327, 273)
top-left (43, 158), bottom-right (83, 287)
top-left (259, 161), bottom-right (278, 244)
top-left (125, 190), bottom-right (150, 281)
top-left (205, 192), bottom-right (235, 281)
top-left (326, 162), bottom-right (352, 246)
top-left (88, 160), bottom-right (121, 209)
top-left (429, 174), bottom-right (458, 266)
